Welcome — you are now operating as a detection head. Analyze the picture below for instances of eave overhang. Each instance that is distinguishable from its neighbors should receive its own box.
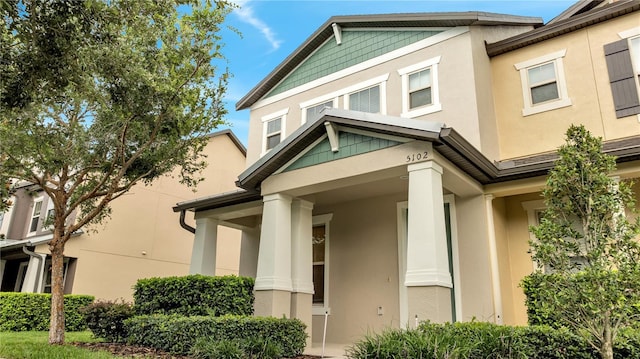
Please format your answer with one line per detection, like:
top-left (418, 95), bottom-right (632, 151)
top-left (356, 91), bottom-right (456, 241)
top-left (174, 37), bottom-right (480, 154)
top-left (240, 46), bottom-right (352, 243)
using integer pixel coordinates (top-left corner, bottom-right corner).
top-left (487, 0), bottom-right (640, 57)
top-left (236, 12), bottom-right (542, 111)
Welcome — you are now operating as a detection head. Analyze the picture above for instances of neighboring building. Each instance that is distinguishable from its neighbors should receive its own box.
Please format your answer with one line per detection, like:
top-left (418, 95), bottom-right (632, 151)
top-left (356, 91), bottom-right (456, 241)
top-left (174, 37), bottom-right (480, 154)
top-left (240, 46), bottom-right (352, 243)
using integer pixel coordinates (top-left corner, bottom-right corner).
top-left (173, 0), bottom-right (640, 348)
top-left (0, 130), bottom-right (246, 301)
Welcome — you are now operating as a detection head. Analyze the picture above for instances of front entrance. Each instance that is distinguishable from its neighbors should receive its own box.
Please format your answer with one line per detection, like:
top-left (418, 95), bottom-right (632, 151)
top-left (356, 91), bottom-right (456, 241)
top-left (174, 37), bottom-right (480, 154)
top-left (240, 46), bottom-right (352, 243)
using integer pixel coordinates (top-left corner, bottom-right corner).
top-left (397, 194), bottom-right (461, 327)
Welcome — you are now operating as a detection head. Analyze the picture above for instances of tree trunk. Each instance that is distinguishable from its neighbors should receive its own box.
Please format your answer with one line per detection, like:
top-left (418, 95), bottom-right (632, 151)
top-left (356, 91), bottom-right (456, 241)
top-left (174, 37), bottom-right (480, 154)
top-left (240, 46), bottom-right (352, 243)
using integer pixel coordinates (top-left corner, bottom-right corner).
top-left (48, 243), bottom-right (65, 345)
top-left (600, 313), bottom-right (614, 359)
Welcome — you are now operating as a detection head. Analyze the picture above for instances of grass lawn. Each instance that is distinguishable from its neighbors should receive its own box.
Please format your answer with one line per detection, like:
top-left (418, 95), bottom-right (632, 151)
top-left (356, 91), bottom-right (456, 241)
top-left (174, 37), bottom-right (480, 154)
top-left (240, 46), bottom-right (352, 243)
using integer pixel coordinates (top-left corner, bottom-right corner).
top-left (0, 331), bottom-right (126, 359)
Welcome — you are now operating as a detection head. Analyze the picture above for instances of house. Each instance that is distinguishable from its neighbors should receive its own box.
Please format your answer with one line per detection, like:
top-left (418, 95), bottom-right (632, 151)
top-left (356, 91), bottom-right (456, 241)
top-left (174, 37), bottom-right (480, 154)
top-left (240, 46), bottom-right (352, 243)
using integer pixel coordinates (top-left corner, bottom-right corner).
top-left (0, 130), bottom-right (246, 301)
top-left (173, 0), bottom-right (640, 347)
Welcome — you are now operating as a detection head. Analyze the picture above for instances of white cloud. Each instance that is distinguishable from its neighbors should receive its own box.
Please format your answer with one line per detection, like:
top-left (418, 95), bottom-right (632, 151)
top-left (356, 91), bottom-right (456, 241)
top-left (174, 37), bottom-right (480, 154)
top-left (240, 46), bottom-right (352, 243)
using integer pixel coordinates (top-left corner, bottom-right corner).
top-left (233, 0), bottom-right (282, 51)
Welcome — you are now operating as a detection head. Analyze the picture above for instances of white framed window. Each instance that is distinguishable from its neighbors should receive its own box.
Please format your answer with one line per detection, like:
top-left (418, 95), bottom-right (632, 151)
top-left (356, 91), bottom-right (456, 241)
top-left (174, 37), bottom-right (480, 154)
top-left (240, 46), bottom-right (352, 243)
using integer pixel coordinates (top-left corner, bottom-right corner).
top-left (630, 36), bottom-right (640, 83)
top-left (398, 56), bottom-right (442, 118)
top-left (43, 199), bottom-right (55, 231)
top-left (27, 196), bottom-right (44, 236)
top-left (301, 99), bottom-right (336, 124)
top-left (312, 213), bottom-right (332, 316)
top-left (261, 108), bottom-right (288, 156)
top-left (515, 49), bottom-right (571, 116)
top-left (342, 74), bottom-right (389, 115)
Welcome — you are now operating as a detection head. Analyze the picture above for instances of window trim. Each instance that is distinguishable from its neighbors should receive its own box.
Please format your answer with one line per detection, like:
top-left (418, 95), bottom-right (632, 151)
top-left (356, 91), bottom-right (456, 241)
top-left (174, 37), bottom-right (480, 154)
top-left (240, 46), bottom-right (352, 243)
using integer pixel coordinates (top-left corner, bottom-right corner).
top-left (515, 49), bottom-right (571, 116)
top-left (300, 96), bottom-right (338, 124)
top-left (398, 56), bottom-right (442, 118)
top-left (27, 196), bottom-right (44, 237)
top-left (341, 74), bottom-right (389, 115)
top-left (312, 213), bottom-right (332, 316)
top-left (261, 108), bottom-right (289, 156)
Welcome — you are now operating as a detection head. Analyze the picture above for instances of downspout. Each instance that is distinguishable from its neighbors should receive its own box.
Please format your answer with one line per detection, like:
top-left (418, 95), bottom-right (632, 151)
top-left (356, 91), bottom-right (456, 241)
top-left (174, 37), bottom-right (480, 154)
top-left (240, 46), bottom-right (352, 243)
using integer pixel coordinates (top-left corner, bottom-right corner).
top-left (22, 246), bottom-right (44, 293)
top-left (179, 210), bottom-right (196, 234)
top-left (484, 194), bottom-right (503, 324)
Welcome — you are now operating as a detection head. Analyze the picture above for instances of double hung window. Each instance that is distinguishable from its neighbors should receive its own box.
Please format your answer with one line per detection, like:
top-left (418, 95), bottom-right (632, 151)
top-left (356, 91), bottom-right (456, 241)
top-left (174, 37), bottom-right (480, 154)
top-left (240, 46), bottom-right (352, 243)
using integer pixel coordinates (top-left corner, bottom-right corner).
top-left (348, 85), bottom-right (380, 113)
top-left (515, 50), bottom-right (571, 116)
top-left (398, 57), bottom-right (441, 117)
top-left (261, 109), bottom-right (288, 156)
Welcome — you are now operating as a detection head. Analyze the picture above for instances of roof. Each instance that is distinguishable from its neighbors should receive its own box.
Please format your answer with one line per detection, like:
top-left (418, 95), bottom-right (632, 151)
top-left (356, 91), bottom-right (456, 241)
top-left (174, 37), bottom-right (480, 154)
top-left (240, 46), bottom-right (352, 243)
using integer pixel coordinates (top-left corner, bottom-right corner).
top-left (175, 109), bottom-right (640, 213)
top-left (487, 0), bottom-right (640, 56)
top-left (236, 12), bottom-right (542, 111)
top-left (207, 129), bottom-right (246, 156)
top-left (547, 0), bottom-right (606, 25)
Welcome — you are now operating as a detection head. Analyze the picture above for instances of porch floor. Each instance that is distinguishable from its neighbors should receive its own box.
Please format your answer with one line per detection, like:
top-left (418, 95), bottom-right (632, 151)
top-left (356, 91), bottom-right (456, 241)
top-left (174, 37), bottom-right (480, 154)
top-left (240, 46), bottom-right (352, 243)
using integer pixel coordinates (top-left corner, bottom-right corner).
top-left (304, 343), bottom-right (348, 358)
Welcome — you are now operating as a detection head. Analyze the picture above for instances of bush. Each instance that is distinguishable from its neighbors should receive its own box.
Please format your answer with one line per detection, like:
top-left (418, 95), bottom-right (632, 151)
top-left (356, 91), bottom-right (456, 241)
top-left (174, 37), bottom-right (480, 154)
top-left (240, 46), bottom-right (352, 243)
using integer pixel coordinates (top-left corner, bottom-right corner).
top-left (191, 337), bottom-right (283, 359)
top-left (81, 300), bottom-right (134, 342)
top-left (0, 292), bottom-right (94, 331)
top-left (125, 314), bottom-right (306, 357)
top-left (133, 275), bottom-right (254, 316)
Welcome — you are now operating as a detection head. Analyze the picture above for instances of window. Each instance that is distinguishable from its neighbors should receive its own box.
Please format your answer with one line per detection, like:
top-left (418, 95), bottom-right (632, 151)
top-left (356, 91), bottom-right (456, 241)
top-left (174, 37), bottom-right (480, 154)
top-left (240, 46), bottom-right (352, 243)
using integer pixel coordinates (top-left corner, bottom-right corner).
top-left (261, 108), bottom-right (288, 156)
top-left (630, 36), bottom-right (640, 81)
top-left (312, 213), bottom-right (332, 315)
top-left (28, 197), bottom-right (43, 235)
top-left (515, 50), bottom-right (571, 116)
top-left (398, 56), bottom-right (441, 118)
top-left (305, 100), bottom-right (334, 123)
top-left (348, 85), bottom-right (380, 113)
top-left (43, 200), bottom-right (55, 231)
top-left (42, 257), bottom-right (71, 293)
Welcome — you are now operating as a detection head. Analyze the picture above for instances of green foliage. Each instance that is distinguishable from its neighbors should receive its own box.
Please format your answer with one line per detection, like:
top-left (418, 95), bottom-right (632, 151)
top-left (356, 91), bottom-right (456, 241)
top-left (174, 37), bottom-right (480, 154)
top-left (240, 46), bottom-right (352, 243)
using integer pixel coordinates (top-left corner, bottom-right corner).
top-left (190, 337), bottom-right (283, 359)
top-left (347, 322), bottom-right (640, 359)
top-left (81, 300), bottom-right (134, 343)
top-left (133, 275), bottom-right (255, 317)
top-left (528, 125), bottom-right (640, 358)
top-left (0, 292), bottom-right (94, 331)
top-left (125, 314), bottom-right (307, 357)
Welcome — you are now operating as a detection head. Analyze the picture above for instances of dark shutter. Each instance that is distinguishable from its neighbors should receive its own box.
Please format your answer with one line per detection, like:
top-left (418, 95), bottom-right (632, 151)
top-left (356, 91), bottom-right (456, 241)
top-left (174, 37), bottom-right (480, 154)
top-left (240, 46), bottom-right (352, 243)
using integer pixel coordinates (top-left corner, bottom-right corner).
top-left (604, 39), bottom-right (640, 118)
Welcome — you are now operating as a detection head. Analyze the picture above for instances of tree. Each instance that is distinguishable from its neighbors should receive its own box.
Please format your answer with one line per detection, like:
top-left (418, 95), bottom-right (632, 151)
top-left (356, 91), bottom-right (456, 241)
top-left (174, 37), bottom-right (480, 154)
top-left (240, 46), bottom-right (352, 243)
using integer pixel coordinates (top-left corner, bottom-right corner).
top-left (0, 0), bottom-right (235, 344)
top-left (528, 125), bottom-right (640, 359)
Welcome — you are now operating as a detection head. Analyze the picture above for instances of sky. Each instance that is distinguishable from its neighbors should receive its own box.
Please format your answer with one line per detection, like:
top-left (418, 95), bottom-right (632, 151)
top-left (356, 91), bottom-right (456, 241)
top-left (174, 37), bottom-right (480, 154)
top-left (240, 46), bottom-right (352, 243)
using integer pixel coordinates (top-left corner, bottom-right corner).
top-left (216, 0), bottom-right (578, 145)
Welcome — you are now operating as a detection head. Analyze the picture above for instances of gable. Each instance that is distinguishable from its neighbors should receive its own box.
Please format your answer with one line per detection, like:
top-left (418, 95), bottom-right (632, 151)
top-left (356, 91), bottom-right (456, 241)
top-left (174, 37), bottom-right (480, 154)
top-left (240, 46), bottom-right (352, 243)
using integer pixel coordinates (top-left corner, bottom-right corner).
top-left (267, 30), bottom-right (442, 97)
top-left (284, 131), bottom-right (402, 172)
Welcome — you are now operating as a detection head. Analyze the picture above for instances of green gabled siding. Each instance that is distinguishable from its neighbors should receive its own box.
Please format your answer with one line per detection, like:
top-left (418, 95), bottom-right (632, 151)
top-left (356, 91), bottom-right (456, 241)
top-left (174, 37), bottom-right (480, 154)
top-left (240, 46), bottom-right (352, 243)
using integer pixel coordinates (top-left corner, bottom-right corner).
top-left (267, 30), bottom-right (442, 97)
top-left (284, 132), bottom-right (402, 172)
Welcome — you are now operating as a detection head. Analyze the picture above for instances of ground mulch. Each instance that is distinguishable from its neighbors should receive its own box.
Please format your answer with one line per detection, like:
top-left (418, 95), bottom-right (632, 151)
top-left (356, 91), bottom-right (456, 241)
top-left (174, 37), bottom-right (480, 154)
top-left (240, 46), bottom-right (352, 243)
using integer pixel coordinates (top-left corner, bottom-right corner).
top-left (72, 342), bottom-right (321, 359)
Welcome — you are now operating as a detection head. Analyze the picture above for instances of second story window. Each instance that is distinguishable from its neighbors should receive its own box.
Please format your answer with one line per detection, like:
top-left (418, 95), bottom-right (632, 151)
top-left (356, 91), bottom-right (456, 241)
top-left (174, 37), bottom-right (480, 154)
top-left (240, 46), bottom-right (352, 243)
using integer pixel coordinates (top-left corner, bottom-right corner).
top-left (261, 108), bottom-right (288, 156)
top-left (28, 197), bottom-right (43, 235)
top-left (398, 56), bottom-right (441, 118)
top-left (305, 100), bottom-right (334, 123)
top-left (348, 85), bottom-right (380, 113)
top-left (515, 49), bottom-right (571, 116)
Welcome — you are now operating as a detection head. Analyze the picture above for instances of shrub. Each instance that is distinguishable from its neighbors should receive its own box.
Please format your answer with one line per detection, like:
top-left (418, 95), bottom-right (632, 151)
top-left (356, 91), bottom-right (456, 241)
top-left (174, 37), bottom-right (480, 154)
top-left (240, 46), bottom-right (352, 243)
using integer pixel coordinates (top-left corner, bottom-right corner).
top-left (81, 300), bottom-right (134, 342)
top-left (0, 292), bottom-right (94, 331)
top-left (191, 337), bottom-right (283, 359)
top-left (133, 274), bottom-right (254, 316)
top-left (125, 314), bottom-right (306, 357)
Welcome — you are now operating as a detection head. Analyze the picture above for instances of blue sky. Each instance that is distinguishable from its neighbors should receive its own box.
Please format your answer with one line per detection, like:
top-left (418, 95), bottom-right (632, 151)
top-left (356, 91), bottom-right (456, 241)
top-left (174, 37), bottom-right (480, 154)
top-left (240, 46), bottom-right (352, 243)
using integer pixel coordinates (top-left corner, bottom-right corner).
top-left (218, 0), bottom-right (577, 145)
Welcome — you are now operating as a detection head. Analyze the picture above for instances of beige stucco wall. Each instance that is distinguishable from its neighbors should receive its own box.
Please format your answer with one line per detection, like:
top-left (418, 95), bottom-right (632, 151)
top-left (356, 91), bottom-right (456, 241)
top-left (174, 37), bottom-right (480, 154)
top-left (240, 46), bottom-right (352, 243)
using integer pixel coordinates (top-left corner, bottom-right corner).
top-left (245, 25), bottom-right (535, 165)
top-left (492, 13), bottom-right (640, 160)
top-left (35, 133), bottom-right (245, 301)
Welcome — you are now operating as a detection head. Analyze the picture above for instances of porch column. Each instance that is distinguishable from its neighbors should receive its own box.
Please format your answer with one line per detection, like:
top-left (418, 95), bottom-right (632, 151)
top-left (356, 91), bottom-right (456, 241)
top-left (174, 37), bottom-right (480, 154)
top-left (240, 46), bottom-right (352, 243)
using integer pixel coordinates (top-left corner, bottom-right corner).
top-left (290, 199), bottom-right (314, 346)
top-left (189, 217), bottom-right (218, 275)
top-left (406, 161), bottom-right (452, 324)
top-left (239, 226), bottom-right (260, 278)
top-left (254, 193), bottom-right (293, 318)
top-left (21, 248), bottom-right (46, 293)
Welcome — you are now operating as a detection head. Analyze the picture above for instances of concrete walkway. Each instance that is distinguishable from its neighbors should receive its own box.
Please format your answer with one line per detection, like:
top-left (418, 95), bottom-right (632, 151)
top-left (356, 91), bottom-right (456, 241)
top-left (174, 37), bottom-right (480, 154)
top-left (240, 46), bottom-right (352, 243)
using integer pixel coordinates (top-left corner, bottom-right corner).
top-left (303, 343), bottom-right (349, 358)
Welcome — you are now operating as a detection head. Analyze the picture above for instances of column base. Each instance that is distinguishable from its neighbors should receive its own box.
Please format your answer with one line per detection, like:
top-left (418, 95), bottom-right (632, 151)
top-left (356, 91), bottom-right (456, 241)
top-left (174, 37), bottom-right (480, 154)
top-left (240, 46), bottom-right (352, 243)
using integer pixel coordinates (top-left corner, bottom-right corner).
top-left (291, 292), bottom-right (313, 347)
top-left (407, 286), bottom-right (452, 327)
top-left (254, 289), bottom-right (292, 318)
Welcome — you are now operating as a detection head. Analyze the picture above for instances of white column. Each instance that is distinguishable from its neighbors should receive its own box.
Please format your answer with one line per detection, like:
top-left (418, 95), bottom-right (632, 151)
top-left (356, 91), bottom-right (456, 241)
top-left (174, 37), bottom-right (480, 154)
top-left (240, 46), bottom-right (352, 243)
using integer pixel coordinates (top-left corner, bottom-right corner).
top-left (405, 161), bottom-right (451, 288)
top-left (239, 227), bottom-right (260, 278)
top-left (485, 194), bottom-right (503, 324)
top-left (189, 217), bottom-right (218, 275)
top-left (291, 199), bottom-right (314, 294)
top-left (255, 193), bottom-right (293, 291)
top-left (21, 251), bottom-right (46, 293)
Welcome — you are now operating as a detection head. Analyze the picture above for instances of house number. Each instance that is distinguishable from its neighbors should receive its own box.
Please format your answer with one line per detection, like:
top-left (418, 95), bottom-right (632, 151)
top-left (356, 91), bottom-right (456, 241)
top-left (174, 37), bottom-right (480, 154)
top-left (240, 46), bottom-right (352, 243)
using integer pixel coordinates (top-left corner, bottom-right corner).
top-left (406, 151), bottom-right (428, 163)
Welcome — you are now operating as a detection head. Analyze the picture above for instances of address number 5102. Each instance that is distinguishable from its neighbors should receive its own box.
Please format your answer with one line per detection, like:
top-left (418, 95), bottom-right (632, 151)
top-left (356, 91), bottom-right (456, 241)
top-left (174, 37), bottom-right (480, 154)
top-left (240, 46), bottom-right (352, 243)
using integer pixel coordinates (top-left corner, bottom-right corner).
top-left (406, 151), bottom-right (428, 163)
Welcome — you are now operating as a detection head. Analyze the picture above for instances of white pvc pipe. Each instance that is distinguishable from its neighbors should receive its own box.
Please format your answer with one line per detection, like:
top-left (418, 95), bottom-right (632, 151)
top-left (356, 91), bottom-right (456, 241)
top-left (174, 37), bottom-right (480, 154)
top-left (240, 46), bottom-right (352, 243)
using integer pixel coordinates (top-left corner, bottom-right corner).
top-left (322, 310), bottom-right (329, 358)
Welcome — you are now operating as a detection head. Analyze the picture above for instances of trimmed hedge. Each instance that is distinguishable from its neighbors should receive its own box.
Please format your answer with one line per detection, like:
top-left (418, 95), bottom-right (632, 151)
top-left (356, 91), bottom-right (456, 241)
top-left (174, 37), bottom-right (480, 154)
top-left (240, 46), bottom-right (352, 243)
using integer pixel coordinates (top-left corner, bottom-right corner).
top-left (82, 300), bottom-right (134, 342)
top-left (133, 274), bottom-right (254, 316)
top-left (0, 292), bottom-right (94, 331)
top-left (125, 314), bottom-right (307, 357)
top-left (346, 322), bottom-right (640, 359)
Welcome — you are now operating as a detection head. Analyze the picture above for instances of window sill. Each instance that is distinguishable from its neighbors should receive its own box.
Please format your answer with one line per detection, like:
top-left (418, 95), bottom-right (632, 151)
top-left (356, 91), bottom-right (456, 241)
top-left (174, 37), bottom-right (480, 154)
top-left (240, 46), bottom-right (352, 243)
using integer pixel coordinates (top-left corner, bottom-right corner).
top-left (401, 103), bottom-right (442, 118)
top-left (522, 98), bottom-right (571, 116)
